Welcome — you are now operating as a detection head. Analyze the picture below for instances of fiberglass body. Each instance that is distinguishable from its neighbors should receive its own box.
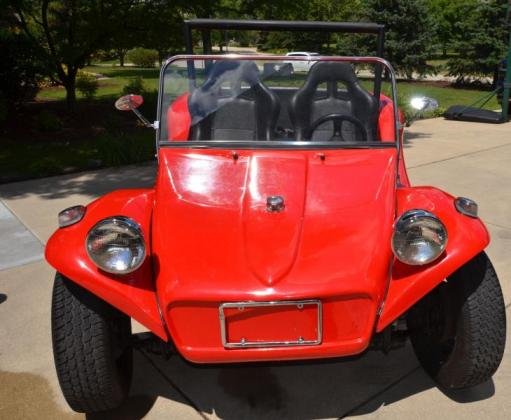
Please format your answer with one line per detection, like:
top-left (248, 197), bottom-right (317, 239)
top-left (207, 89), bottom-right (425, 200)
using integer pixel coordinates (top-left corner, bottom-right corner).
top-left (46, 56), bottom-right (491, 364)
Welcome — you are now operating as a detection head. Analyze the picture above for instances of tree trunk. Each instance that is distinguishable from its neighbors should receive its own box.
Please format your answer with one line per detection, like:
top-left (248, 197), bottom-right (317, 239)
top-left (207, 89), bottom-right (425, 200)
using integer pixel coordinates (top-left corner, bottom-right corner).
top-left (119, 51), bottom-right (125, 67)
top-left (64, 71), bottom-right (77, 111)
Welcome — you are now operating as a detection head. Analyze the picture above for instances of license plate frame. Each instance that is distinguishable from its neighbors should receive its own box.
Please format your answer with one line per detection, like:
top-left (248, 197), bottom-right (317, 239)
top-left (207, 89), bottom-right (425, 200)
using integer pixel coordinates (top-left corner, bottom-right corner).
top-left (219, 300), bottom-right (322, 348)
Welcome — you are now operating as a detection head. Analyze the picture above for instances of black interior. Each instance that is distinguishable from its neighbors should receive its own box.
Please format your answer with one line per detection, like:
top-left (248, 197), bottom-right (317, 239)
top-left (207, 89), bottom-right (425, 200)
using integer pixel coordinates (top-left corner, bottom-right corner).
top-left (188, 61), bottom-right (281, 141)
top-left (289, 62), bottom-right (379, 142)
top-left (173, 60), bottom-right (382, 142)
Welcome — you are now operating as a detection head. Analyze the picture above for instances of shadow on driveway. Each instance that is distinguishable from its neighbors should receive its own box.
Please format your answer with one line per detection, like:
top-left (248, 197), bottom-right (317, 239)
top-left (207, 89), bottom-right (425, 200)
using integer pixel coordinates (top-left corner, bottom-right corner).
top-left (403, 130), bottom-right (432, 147)
top-left (0, 163), bottom-right (156, 201)
top-left (92, 340), bottom-right (495, 419)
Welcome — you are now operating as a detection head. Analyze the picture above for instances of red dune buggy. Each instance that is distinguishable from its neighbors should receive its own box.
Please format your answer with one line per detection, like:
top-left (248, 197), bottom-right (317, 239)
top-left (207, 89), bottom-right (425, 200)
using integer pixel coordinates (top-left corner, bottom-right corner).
top-left (45, 20), bottom-right (506, 413)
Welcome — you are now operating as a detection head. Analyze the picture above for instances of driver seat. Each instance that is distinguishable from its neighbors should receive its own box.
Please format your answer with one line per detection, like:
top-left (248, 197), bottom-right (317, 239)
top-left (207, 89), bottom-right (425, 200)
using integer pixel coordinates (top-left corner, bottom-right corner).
top-left (188, 60), bottom-right (280, 141)
top-left (289, 62), bottom-right (378, 142)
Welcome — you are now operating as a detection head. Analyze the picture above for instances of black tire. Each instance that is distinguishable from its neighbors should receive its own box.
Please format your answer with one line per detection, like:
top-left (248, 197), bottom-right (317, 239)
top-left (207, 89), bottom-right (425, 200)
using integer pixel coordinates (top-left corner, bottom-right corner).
top-left (407, 252), bottom-right (506, 389)
top-left (51, 273), bottom-right (133, 413)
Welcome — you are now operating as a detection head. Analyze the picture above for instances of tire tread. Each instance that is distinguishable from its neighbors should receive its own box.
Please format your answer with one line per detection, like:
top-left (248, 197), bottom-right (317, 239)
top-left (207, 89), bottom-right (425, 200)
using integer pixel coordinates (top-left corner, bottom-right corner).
top-left (409, 252), bottom-right (506, 389)
top-left (51, 273), bottom-right (131, 412)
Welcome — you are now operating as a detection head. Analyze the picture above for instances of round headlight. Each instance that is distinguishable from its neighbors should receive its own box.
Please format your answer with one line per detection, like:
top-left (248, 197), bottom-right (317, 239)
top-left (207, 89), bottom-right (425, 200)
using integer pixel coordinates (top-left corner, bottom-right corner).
top-left (392, 210), bottom-right (447, 265)
top-left (86, 217), bottom-right (146, 274)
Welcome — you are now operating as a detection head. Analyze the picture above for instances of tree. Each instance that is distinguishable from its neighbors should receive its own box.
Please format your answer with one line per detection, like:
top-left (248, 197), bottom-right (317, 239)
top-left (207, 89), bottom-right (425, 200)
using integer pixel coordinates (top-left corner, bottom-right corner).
top-left (446, 0), bottom-right (509, 83)
top-left (0, 7), bottom-right (44, 121)
top-left (138, 0), bottom-right (185, 63)
top-left (107, 3), bottom-right (140, 67)
top-left (361, 0), bottom-right (437, 78)
top-left (428, 0), bottom-right (476, 58)
top-left (235, 0), bottom-right (361, 52)
top-left (8, 0), bottom-right (140, 109)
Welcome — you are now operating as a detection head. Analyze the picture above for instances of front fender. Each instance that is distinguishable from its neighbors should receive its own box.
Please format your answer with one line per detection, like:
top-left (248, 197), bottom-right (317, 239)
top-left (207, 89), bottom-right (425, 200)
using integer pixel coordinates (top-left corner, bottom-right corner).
top-left (376, 187), bottom-right (490, 331)
top-left (45, 189), bottom-right (167, 341)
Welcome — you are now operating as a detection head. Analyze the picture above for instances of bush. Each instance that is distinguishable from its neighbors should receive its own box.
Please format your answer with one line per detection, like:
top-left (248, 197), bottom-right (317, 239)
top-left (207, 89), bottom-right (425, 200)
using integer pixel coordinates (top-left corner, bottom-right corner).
top-left (122, 76), bottom-right (146, 95)
top-left (126, 48), bottom-right (158, 68)
top-left (0, 30), bottom-right (43, 116)
top-left (76, 72), bottom-right (99, 100)
top-left (95, 133), bottom-right (154, 166)
top-left (36, 110), bottom-right (62, 132)
top-left (0, 92), bottom-right (7, 126)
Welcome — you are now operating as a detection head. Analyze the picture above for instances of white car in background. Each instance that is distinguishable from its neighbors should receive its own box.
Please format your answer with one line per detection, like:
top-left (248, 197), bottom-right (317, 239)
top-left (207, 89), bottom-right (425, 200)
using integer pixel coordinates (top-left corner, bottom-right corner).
top-left (284, 51), bottom-right (320, 73)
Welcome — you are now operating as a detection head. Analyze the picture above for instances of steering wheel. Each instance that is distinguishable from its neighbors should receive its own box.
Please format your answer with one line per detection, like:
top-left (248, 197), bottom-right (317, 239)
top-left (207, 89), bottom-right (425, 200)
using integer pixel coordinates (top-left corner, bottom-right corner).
top-left (306, 113), bottom-right (368, 142)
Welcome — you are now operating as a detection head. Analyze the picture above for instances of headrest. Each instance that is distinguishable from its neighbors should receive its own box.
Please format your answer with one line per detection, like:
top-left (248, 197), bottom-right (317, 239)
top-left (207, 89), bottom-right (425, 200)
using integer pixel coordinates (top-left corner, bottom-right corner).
top-left (190, 60), bottom-right (261, 120)
top-left (202, 60), bottom-right (260, 91)
top-left (302, 62), bottom-right (358, 89)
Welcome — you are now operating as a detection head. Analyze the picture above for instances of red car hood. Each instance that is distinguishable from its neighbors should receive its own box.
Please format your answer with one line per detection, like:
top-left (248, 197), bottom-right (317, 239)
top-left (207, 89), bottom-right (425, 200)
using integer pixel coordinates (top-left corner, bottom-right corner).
top-left (153, 147), bottom-right (397, 302)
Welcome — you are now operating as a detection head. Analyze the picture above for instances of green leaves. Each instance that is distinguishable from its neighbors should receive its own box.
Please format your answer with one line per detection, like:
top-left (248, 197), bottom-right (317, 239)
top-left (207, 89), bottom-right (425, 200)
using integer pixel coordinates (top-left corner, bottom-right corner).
top-left (362, 0), bottom-right (437, 78)
top-left (446, 0), bottom-right (509, 82)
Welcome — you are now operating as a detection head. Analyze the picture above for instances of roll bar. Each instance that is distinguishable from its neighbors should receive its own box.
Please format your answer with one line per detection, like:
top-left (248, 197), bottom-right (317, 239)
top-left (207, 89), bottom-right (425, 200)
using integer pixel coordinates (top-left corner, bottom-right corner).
top-left (183, 18), bottom-right (386, 102)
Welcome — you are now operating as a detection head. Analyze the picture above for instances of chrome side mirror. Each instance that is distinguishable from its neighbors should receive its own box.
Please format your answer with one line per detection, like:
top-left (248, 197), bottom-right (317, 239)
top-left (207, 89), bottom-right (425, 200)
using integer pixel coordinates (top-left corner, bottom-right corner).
top-left (115, 94), bottom-right (155, 128)
top-left (407, 96), bottom-right (439, 126)
top-left (410, 96), bottom-right (439, 112)
top-left (115, 94), bottom-right (144, 111)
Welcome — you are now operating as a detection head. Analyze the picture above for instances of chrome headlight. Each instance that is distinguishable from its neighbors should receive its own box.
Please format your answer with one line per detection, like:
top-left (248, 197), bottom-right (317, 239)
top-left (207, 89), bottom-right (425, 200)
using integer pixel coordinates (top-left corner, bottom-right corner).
top-left (86, 217), bottom-right (145, 274)
top-left (392, 210), bottom-right (447, 265)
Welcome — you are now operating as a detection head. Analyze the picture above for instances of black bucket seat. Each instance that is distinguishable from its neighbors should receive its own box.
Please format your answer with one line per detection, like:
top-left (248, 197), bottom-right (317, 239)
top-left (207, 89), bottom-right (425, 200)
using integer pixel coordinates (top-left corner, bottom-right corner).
top-left (289, 61), bottom-right (378, 142)
top-left (189, 60), bottom-right (280, 141)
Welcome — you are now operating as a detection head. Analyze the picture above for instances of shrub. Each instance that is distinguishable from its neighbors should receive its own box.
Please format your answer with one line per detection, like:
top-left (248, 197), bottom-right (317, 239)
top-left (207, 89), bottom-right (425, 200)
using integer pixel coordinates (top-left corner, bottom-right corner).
top-left (95, 133), bottom-right (154, 167)
top-left (126, 48), bottom-right (158, 68)
top-left (0, 93), bottom-right (7, 125)
top-left (122, 76), bottom-right (146, 95)
top-left (0, 30), bottom-right (43, 116)
top-left (36, 110), bottom-right (62, 132)
top-left (76, 71), bottom-right (99, 100)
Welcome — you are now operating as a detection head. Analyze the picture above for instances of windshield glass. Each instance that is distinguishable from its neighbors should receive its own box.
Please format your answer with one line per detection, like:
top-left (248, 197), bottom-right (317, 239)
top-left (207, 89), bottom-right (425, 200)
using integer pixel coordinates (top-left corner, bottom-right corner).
top-left (158, 56), bottom-right (398, 147)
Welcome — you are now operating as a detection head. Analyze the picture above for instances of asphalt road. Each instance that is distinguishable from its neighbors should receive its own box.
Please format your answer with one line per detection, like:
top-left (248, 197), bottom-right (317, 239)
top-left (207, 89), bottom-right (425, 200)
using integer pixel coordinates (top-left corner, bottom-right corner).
top-left (0, 118), bottom-right (510, 419)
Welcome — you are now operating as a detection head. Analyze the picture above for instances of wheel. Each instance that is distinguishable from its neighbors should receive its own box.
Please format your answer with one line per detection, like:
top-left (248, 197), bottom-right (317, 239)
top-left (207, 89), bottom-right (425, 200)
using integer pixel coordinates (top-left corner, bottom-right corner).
top-left (51, 273), bottom-right (133, 413)
top-left (407, 252), bottom-right (506, 389)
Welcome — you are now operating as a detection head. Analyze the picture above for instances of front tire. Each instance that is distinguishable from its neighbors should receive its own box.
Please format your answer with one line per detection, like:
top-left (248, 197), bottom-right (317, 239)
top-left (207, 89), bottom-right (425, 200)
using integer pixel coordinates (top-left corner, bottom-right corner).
top-left (407, 252), bottom-right (506, 389)
top-left (51, 273), bottom-right (133, 413)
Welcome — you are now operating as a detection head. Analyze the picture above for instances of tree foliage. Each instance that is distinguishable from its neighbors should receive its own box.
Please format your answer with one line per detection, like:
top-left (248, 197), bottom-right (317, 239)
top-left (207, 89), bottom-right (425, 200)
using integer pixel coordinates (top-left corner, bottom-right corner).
top-left (7, 0), bottom-right (141, 109)
top-left (0, 5), bottom-right (45, 121)
top-left (427, 0), bottom-right (476, 57)
top-left (446, 0), bottom-right (509, 82)
top-left (3, 0), bottom-right (510, 112)
top-left (361, 0), bottom-right (437, 78)
top-left (0, 29), bottom-right (44, 116)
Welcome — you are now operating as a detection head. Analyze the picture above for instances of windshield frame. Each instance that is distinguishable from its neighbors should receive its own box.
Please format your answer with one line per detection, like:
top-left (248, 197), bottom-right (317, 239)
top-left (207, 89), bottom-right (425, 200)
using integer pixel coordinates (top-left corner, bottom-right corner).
top-left (156, 54), bottom-right (400, 153)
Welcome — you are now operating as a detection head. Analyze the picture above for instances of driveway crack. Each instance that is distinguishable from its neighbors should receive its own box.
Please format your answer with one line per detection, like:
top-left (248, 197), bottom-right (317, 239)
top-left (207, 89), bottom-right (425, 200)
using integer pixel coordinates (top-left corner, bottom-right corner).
top-left (407, 142), bottom-right (511, 170)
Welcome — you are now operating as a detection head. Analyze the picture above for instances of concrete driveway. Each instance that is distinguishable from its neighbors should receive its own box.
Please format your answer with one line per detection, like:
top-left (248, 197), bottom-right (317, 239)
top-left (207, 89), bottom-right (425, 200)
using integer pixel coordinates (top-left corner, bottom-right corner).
top-left (0, 118), bottom-right (510, 419)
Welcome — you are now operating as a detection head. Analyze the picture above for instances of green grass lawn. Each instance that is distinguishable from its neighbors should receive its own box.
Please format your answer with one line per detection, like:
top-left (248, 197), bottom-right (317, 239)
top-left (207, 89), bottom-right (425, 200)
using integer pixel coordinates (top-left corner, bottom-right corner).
top-left (386, 81), bottom-right (499, 112)
top-left (37, 64), bottom-right (500, 112)
top-left (37, 65), bottom-right (160, 101)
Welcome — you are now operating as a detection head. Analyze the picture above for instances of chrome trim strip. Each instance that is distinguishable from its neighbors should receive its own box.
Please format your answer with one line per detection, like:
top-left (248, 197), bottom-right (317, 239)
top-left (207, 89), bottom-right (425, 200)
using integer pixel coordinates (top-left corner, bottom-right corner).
top-left (219, 299), bottom-right (322, 348)
top-left (158, 141), bottom-right (395, 150)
